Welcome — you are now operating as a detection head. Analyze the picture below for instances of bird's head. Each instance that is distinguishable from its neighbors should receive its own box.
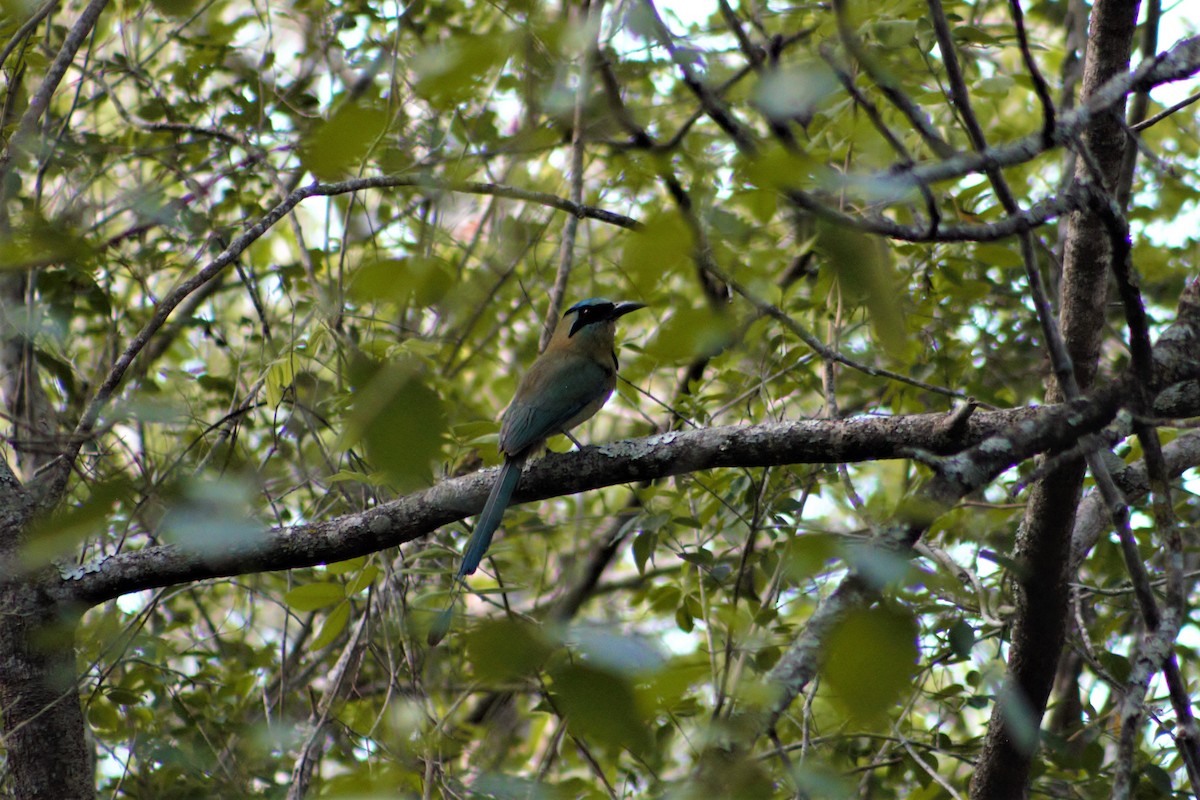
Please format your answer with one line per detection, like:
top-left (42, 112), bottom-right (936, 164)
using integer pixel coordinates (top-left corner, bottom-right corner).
top-left (564, 298), bottom-right (646, 337)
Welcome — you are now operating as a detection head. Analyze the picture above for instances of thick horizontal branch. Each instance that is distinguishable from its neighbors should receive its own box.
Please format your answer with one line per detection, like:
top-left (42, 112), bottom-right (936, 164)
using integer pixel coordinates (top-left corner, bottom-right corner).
top-left (51, 270), bottom-right (1200, 610)
top-left (54, 406), bottom-right (1054, 608)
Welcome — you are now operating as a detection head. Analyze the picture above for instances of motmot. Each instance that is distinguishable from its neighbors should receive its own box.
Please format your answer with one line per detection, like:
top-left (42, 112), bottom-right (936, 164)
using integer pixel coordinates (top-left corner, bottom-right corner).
top-left (428, 297), bottom-right (644, 645)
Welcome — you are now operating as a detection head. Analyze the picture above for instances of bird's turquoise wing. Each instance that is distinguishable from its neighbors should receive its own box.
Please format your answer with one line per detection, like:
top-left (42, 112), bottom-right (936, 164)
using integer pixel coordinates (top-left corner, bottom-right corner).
top-left (499, 355), bottom-right (613, 455)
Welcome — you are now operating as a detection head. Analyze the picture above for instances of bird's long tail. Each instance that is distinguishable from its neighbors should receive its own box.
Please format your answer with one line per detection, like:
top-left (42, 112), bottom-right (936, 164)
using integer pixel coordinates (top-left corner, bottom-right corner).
top-left (427, 456), bottom-right (524, 646)
top-left (459, 455), bottom-right (523, 578)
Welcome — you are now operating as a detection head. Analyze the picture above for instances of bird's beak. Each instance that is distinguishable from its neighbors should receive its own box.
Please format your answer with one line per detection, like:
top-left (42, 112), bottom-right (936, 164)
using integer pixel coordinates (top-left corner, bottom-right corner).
top-left (612, 301), bottom-right (646, 319)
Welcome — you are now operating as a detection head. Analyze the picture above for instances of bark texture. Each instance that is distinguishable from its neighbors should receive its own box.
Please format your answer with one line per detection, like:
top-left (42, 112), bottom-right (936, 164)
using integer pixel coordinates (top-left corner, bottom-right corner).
top-left (0, 591), bottom-right (92, 799)
top-left (969, 0), bottom-right (1142, 796)
top-left (0, 215), bottom-right (90, 800)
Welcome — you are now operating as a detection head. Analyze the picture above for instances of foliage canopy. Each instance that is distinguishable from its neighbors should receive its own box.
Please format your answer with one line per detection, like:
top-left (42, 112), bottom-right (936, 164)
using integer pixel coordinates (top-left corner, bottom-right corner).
top-left (1, 0), bottom-right (1199, 797)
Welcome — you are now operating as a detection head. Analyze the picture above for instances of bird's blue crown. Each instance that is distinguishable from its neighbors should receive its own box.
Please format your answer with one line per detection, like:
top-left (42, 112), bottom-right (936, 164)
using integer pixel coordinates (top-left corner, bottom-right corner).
top-left (565, 297), bottom-right (612, 314)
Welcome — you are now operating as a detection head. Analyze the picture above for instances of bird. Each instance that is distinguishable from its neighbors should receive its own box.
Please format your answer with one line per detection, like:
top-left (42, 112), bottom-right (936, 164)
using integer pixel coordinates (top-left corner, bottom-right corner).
top-left (428, 298), bottom-right (644, 645)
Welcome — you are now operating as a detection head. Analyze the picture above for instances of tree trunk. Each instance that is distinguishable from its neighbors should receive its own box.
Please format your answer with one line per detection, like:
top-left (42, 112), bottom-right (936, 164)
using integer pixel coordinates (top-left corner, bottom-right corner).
top-left (0, 585), bottom-right (92, 799)
top-left (0, 284), bottom-right (92, 797)
top-left (969, 0), bottom-right (1142, 796)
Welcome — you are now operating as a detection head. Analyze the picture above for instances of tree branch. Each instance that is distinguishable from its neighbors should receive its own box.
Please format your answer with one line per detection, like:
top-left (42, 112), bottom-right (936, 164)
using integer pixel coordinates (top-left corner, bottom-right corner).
top-left (878, 35), bottom-right (1200, 191)
top-left (32, 175), bottom-right (642, 508)
top-left (742, 274), bottom-right (1200, 753)
top-left (0, 0), bottom-right (111, 180)
top-left (48, 405), bottom-right (1076, 608)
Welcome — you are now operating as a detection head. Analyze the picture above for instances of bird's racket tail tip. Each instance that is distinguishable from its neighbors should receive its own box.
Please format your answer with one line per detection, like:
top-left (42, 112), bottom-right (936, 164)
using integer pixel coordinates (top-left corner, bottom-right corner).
top-left (427, 607), bottom-right (454, 647)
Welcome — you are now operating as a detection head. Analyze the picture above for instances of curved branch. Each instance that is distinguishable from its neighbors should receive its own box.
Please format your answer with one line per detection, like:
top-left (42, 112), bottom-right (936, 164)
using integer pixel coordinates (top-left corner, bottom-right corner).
top-left (32, 175), bottom-right (641, 508)
top-left (785, 186), bottom-right (1083, 243)
top-left (52, 272), bottom-right (1200, 611)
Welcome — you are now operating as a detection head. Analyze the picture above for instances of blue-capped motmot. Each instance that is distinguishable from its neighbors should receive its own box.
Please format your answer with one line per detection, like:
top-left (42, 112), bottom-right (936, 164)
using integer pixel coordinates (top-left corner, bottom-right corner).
top-left (428, 298), bottom-right (644, 645)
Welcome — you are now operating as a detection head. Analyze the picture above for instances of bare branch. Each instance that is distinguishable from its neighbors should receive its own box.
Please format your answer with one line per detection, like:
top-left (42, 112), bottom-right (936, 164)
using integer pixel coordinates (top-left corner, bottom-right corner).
top-left (831, 0), bottom-right (954, 159)
top-left (784, 185), bottom-right (1083, 243)
top-left (640, 0), bottom-right (758, 156)
top-left (1132, 88), bottom-right (1200, 131)
top-left (542, 1), bottom-right (603, 350)
top-left (1008, 0), bottom-right (1058, 144)
top-left (286, 605), bottom-right (370, 800)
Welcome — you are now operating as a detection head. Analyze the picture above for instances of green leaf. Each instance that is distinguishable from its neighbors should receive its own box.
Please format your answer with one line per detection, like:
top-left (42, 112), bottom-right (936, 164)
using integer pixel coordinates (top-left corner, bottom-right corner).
top-left (1098, 651), bottom-right (1131, 683)
top-left (160, 477), bottom-right (263, 557)
top-left (466, 619), bottom-right (552, 681)
top-left (1142, 763), bottom-right (1172, 795)
top-left (739, 142), bottom-right (815, 193)
top-left (104, 687), bottom-right (145, 706)
top-left (820, 604), bottom-right (919, 723)
top-left (341, 358), bottom-right (448, 489)
top-left (675, 604), bottom-right (694, 632)
top-left (149, 0), bottom-right (203, 17)
top-left (284, 582), bottom-right (346, 611)
top-left (327, 470), bottom-right (392, 486)
top-left (551, 663), bottom-right (652, 755)
top-left (622, 211), bottom-right (694, 297)
top-left (327, 557), bottom-right (367, 575)
top-left (995, 683), bottom-right (1040, 754)
top-left (783, 533), bottom-right (840, 580)
top-left (644, 304), bottom-right (735, 362)
top-left (350, 256), bottom-right (454, 307)
top-left (753, 62), bottom-right (838, 124)
top-left (87, 699), bottom-right (121, 734)
top-left (872, 19), bottom-right (919, 47)
top-left (0, 217), bottom-right (97, 270)
top-left (413, 34), bottom-right (511, 109)
top-left (816, 221), bottom-right (909, 361)
top-left (792, 763), bottom-right (855, 798)
top-left (953, 25), bottom-right (1001, 45)
top-left (976, 75), bottom-right (1016, 97)
top-left (470, 774), bottom-right (565, 800)
top-left (948, 619), bottom-right (975, 659)
top-left (300, 100), bottom-right (390, 180)
top-left (567, 628), bottom-right (664, 675)
top-left (311, 602), bottom-right (351, 650)
top-left (24, 478), bottom-right (133, 569)
top-left (265, 358), bottom-right (295, 408)
top-left (633, 531), bottom-right (656, 574)
top-left (345, 566), bottom-right (380, 594)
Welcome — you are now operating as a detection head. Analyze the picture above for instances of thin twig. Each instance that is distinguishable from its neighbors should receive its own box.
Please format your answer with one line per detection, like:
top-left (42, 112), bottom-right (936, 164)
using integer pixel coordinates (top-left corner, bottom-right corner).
top-left (542, 0), bottom-right (603, 349)
top-left (831, 0), bottom-right (954, 158)
top-left (1132, 89), bottom-right (1200, 131)
top-left (640, 0), bottom-right (758, 156)
top-left (0, 0), bottom-right (111, 179)
top-left (34, 175), bottom-right (640, 507)
top-left (1008, 0), bottom-right (1057, 144)
top-left (0, 0), bottom-right (61, 72)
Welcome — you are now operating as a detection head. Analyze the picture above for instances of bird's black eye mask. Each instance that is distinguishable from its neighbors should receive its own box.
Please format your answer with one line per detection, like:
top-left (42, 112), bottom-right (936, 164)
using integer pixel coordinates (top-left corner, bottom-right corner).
top-left (568, 303), bottom-right (615, 337)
